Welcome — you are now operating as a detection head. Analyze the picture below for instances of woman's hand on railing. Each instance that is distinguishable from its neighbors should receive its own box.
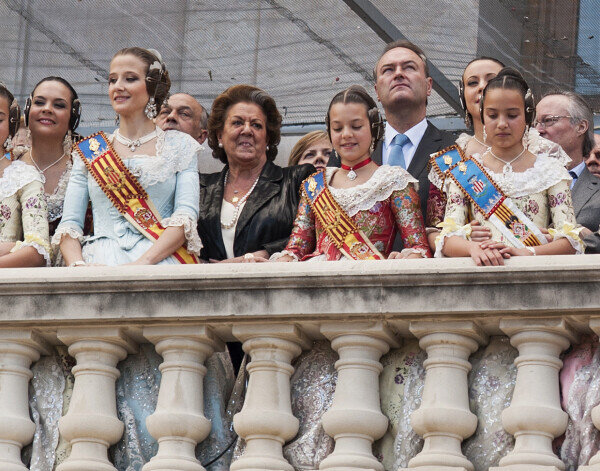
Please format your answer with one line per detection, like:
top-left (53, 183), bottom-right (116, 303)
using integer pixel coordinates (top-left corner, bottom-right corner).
top-left (469, 241), bottom-right (509, 266)
top-left (469, 221), bottom-right (492, 243)
top-left (210, 250), bottom-right (270, 263)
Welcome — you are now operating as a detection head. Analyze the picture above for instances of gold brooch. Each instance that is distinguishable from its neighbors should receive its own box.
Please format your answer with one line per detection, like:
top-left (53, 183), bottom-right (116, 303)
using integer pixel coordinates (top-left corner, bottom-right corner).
top-left (88, 138), bottom-right (101, 156)
top-left (444, 155), bottom-right (452, 165)
top-left (307, 177), bottom-right (317, 197)
top-left (458, 162), bottom-right (467, 174)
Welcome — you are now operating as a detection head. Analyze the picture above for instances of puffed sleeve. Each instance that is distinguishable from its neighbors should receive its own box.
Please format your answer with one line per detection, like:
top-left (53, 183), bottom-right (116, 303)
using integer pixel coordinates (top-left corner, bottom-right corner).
top-left (546, 180), bottom-right (585, 254)
top-left (434, 180), bottom-right (473, 258)
top-left (51, 155), bottom-right (90, 248)
top-left (391, 184), bottom-right (432, 258)
top-left (160, 139), bottom-right (202, 255)
top-left (270, 193), bottom-right (316, 261)
top-left (11, 180), bottom-right (51, 266)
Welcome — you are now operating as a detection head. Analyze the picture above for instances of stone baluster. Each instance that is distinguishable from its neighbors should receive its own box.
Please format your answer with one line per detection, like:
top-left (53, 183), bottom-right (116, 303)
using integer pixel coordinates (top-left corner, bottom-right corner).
top-left (319, 322), bottom-right (398, 471)
top-left (57, 327), bottom-right (136, 471)
top-left (491, 318), bottom-right (575, 471)
top-left (0, 330), bottom-right (49, 471)
top-left (405, 320), bottom-right (486, 471)
top-left (142, 326), bottom-right (223, 471)
top-left (231, 324), bottom-right (309, 471)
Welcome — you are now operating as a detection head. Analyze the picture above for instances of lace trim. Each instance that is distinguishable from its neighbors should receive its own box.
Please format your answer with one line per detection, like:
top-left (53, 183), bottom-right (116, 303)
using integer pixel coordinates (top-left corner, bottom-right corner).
top-left (434, 218), bottom-right (472, 258)
top-left (455, 133), bottom-right (471, 151)
top-left (11, 234), bottom-right (51, 266)
top-left (428, 166), bottom-right (444, 190)
top-left (326, 166), bottom-right (418, 217)
top-left (0, 161), bottom-right (43, 199)
top-left (160, 212), bottom-right (203, 255)
top-left (122, 129), bottom-right (201, 187)
top-left (51, 224), bottom-right (84, 248)
top-left (400, 247), bottom-right (429, 258)
top-left (549, 222), bottom-right (585, 255)
top-left (46, 158), bottom-right (72, 223)
top-left (269, 249), bottom-right (299, 261)
top-left (469, 152), bottom-right (572, 198)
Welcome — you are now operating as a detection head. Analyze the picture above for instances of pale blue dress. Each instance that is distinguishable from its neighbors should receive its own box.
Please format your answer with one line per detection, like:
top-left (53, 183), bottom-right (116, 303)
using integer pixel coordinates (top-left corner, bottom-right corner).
top-left (52, 128), bottom-right (203, 264)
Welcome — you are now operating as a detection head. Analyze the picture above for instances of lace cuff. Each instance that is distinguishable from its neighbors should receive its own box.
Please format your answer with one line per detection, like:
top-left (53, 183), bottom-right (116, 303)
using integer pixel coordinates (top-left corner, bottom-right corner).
top-left (161, 213), bottom-right (203, 256)
top-left (11, 234), bottom-right (51, 266)
top-left (434, 218), bottom-right (473, 258)
top-left (548, 222), bottom-right (585, 255)
top-left (400, 247), bottom-right (429, 258)
top-left (51, 224), bottom-right (84, 248)
top-left (269, 250), bottom-right (299, 262)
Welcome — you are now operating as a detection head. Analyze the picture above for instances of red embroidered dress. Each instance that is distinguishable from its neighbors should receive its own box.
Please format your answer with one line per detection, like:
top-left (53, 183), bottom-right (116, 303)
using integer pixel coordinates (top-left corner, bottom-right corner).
top-left (278, 166), bottom-right (431, 261)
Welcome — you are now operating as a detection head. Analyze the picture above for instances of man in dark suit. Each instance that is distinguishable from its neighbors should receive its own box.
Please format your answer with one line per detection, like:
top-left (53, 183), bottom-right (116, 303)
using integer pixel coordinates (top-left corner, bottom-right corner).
top-left (535, 91), bottom-right (599, 253)
top-left (329, 40), bottom-right (454, 219)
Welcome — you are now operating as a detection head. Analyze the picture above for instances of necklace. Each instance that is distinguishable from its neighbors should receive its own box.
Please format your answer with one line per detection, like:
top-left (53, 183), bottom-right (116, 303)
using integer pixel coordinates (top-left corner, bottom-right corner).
top-left (486, 147), bottom-right (527, 178)
top-left (114, 127), bottom-right (158, 152)
top-left (220, 170), bottom-right (261, 229)
top-left (340, 157), bottom-right (372, 180)
top-left (30, 149), bottom-right (66, 184)
top-left (472, 136), bottom-right (488, 148)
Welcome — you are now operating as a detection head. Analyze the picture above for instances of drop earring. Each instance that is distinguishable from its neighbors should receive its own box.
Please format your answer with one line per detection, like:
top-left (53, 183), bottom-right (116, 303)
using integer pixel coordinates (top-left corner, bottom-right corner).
top-left (144, 97), bottom-right (157, 119)
top-left (3, 136), bottom-right (12, 151)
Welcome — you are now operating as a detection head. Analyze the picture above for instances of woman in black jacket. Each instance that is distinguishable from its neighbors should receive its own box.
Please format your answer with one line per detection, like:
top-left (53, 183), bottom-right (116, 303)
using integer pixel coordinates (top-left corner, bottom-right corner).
top-left (198, 84), bottom-right (314, 262)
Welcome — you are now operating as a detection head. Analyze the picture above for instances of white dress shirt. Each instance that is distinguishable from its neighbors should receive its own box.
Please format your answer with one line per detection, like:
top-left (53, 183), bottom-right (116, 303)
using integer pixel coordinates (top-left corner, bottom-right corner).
top-left (381, 118), bottom-right (428, 169)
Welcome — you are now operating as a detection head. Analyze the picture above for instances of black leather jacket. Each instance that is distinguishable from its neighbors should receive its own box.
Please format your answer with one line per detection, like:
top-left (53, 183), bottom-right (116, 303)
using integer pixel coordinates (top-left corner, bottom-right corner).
top-left (198, 161), bottom-right (315, 261)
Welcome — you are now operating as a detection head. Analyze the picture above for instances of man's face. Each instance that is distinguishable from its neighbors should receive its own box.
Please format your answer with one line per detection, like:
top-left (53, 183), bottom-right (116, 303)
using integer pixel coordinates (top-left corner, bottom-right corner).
top-left (374, 47), bottom-right (432, 111)
top-left (157, 93), bottom-right (207, 144)
top-left (535, 95), bottom-right (584, 158)
top-left (585, 134), bottom-right (600, 178)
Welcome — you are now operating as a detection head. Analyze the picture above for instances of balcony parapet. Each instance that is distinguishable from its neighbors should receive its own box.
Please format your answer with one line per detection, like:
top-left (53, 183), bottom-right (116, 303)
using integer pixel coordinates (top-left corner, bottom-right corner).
top-left (0, 255), bottom-right (599, 471)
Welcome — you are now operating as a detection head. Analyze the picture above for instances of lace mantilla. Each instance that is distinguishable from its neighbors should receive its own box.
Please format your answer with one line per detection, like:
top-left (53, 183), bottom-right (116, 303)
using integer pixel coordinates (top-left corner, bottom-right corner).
top-left (0, 161), bottom-right (43, 199)
top-left (160, 212), bottom-right (203, 255)
top-left (326, 166), bottom-right (418, 217)
top-left (455, 133), bottom-right (471, 151)
top-left (47, 158), bottom-right (72, 223)
top-left (527, 127), bottom-right (571, 167)
top-left (114, 129), bottom-right (202, 187)
top-left (460, 152), bottom-right (572, 198)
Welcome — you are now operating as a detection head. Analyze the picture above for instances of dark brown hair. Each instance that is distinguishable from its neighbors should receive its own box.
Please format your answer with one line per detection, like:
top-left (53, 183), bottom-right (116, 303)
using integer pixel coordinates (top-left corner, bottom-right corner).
top-left (373, 39), bottom-right (429, 80)
top-left (112, 47), bottom-right (171, 114)
top-left (481, 67), bottom-right (536, 126)
top-left (207, 85), bottom-right (282, 163)
top-left (326, 85), bottom-right (384, 146)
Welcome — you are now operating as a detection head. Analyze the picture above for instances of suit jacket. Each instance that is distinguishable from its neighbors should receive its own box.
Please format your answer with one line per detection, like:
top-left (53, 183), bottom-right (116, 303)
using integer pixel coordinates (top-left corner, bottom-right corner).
top-left (198, 161), bottom-right (315, 260)
top-left (572, 166), bottom-right (600, 253)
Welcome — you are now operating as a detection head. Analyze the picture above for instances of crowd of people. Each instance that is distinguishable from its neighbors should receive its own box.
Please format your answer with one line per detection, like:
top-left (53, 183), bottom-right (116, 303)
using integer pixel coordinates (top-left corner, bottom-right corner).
top-left (1, 40), bottom-right (598, 270)
top-left (3, 41), bottom-right (600, 471)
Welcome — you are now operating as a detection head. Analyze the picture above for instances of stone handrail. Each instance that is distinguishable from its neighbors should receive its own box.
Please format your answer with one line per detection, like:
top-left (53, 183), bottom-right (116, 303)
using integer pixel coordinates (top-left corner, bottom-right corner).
top-left (0, 255), bottom-right (599, 471)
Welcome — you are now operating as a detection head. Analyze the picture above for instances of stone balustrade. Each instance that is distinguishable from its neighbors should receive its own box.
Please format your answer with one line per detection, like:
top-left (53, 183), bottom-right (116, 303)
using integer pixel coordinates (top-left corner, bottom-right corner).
top-left (0, 255), bottom-right (599, 471)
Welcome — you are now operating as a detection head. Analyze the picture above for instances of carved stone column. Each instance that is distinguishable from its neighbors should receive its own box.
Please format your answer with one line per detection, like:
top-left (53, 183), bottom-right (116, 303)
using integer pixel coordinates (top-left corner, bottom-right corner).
top-left (319, 322), bottom-right (398, 471)
top-left (0, 330), bottom-right (49, 471)
top-left (142, 325), bottom-right (224, 471)
top-left (231, 324), bottom-right (309, 471)
top-left (405, 320), bottom-right (486, 471)
top-left (57, 327), bottom-right (136, 471)
top-left (491, 318), bottom-right (575, 471)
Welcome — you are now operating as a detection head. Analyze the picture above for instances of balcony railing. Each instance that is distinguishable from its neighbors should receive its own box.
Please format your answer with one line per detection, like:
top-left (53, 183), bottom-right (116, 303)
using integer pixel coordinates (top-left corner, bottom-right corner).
top-left (1, 255), bottom-right (600, 471)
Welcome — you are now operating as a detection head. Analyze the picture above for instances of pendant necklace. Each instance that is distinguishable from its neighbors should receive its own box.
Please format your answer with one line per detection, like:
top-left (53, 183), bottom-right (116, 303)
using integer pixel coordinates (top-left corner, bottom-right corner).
top-left (220, 170), bottom-right (261, 229)
top-left (114, 127), bottom-right (158, 152)
top-left (340, 157), bottom-right (372, 180)
top-left (30, 149), bottom-right (66, 184)
top-left (486, 147), bottom-right (526, 177)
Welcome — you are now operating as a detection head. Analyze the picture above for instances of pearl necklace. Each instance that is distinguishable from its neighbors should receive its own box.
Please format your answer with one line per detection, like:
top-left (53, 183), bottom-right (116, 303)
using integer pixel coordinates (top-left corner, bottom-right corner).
top-left (220, 170), bottom-right (261, 230)
top-left (472, 136), bottom-right (488, 148)
top-left (114, 127), bottom-right (158, 152)
top-left (30, 149), bottom-right (67, 184)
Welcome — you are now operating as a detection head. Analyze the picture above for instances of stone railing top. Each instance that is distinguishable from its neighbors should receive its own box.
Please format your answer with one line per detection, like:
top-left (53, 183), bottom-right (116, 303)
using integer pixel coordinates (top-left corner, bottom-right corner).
top-left (0, 255), bottom-right (598, 332)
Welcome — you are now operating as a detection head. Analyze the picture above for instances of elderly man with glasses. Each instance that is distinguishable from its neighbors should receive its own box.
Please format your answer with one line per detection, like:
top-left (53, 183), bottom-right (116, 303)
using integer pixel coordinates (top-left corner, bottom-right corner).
top-left (536, 91), bottom-right (599, 252)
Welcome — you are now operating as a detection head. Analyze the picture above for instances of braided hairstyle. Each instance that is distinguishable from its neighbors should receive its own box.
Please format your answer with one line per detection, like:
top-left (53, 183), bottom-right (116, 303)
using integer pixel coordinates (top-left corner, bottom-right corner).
top-left (480, 67), bottom-right (536, 126)
top-left (0, 84), bottom-right (20, 138)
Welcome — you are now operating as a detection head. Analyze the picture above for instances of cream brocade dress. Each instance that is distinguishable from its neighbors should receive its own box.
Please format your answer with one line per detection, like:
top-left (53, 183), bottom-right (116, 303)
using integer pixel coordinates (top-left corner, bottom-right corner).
top-left (0, 160), bottom-right (51, 264)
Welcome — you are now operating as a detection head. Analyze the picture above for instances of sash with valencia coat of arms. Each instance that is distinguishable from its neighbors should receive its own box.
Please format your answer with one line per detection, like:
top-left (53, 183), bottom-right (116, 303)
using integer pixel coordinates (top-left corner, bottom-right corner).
top-left (74, 132), bottom-right (200, 264)
top-left (302, 170), bottom-right (384, 260)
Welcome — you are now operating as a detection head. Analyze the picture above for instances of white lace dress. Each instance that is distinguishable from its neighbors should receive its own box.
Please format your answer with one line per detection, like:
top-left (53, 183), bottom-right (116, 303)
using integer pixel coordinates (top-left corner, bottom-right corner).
top-left (51, 128), bottom-right (203, 265)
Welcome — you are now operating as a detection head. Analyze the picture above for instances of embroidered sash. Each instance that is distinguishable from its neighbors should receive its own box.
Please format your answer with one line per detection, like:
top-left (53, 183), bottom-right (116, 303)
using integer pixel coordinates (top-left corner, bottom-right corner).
top-left (447, 156), bottom-right (547, 248)
top-left (429, 145), bottom-right (465, 182)
top-left (302, 170), bottom-right (384, 260)
top-left (74, 132), bottom-right (200, 264)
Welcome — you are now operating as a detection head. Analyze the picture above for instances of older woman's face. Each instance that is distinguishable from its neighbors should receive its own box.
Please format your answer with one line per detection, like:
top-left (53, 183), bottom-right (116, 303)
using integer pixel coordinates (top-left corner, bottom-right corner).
top-left (218, 102), bottom-right (268, 165)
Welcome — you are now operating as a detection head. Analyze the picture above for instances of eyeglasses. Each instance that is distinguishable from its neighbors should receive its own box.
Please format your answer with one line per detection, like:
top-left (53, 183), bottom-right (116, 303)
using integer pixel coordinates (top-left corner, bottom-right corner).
top-left (533, 115), bottom-right (572, 129)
